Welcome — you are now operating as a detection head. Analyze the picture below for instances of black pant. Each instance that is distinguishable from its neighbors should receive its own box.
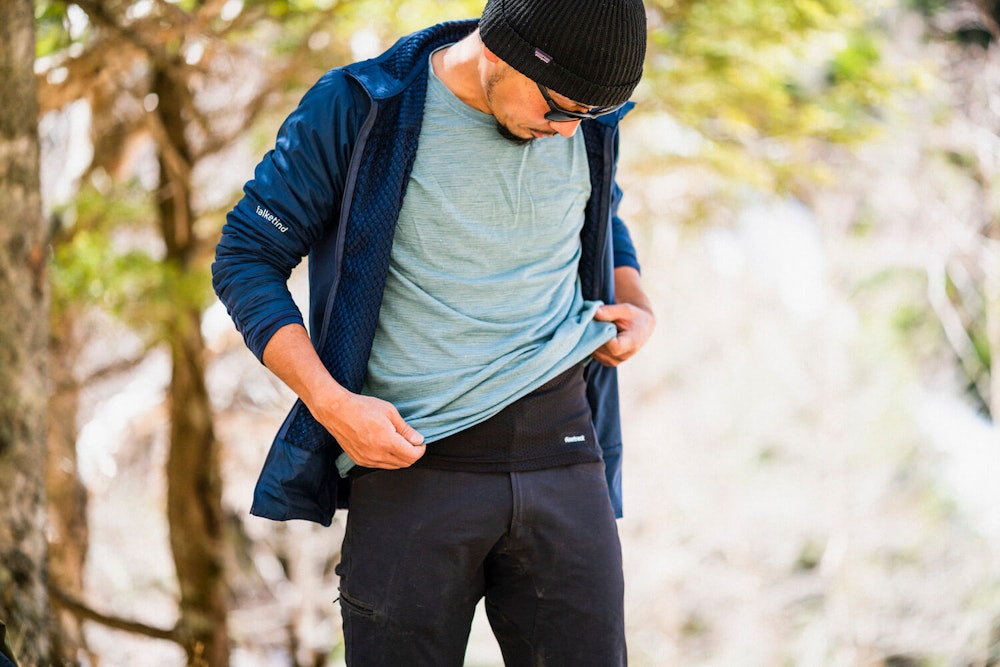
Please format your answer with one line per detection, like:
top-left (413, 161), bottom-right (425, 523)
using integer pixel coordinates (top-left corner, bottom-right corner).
top-left (335, 463), bottom-right (626, 666)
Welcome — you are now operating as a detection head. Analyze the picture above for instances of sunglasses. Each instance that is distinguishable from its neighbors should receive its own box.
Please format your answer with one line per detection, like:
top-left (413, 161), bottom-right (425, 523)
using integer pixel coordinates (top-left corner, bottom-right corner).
top-left (536, 83), bottom-right (625, 122)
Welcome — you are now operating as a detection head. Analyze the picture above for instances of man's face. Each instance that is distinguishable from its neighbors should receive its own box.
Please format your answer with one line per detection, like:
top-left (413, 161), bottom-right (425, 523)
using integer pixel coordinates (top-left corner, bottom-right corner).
top-left (484, 64), bottom-right (585, 144)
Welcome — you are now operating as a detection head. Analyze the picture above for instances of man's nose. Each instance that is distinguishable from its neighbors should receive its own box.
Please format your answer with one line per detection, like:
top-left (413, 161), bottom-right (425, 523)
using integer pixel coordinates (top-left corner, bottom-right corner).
top-left (550, 119), bottom-right (582, 138)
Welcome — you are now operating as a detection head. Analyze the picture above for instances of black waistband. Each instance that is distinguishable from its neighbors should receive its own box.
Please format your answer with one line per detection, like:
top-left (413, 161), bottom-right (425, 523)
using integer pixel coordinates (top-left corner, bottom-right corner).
top-left (411, 362), bottom-right (601, 473)
top-left (352, 363), bottom-right (602, 478)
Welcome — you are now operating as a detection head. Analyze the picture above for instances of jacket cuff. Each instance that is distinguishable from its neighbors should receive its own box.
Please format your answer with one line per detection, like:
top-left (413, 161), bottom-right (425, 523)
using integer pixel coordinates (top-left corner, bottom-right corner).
top-left (247, 314), bottom-right (306, 363)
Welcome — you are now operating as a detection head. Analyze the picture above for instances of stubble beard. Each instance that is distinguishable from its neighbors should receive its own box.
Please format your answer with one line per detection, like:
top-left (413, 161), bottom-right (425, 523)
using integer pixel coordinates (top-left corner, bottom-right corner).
top-left (485, 71), bottom-right (534, 146)
top-left (495, 120), bottom-right (533, 145)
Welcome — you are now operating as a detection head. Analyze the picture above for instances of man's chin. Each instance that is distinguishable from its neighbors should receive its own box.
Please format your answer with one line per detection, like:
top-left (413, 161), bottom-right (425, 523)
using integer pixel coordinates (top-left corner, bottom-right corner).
top-left (495, 121), bottom-right (534, 146)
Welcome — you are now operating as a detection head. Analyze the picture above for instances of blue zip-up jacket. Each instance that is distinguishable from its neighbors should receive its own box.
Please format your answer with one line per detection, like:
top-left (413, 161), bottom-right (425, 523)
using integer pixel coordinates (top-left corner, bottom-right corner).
top-left (212, 20), bottom-right (639, 526)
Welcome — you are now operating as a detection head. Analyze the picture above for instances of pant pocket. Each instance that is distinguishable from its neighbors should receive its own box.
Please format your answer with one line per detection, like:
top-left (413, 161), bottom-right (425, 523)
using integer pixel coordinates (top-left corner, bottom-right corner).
top-left (338, 589), bottom-right (376, 619)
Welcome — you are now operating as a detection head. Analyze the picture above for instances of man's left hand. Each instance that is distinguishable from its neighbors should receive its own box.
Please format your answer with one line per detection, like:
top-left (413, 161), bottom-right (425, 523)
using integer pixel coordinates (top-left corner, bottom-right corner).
top-left (592, 302), bottom-right (655, 366)
top-left (592, 266), bottom-right (655, 367)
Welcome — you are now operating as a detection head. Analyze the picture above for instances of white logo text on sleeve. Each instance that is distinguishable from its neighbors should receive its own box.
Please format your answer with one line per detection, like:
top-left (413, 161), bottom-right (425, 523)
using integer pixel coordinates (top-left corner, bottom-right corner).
top-left (257, 205), bottom-right (289, 233)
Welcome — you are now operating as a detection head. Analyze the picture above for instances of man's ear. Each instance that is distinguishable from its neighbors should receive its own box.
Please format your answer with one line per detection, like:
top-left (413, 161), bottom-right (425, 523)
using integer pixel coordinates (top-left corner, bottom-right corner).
top-left (483, 43), bottom-right (500, 64)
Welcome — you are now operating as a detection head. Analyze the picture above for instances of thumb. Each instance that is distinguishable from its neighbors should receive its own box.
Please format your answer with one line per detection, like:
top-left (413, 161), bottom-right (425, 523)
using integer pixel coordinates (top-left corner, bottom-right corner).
top-left (390, 412), bottom-right (425, 446)
top-left (594, 303), bottom-right (624, 322)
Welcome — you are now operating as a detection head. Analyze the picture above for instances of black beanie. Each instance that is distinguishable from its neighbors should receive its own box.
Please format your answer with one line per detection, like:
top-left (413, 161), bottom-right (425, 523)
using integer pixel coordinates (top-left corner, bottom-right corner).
top-left (479, 0), bottom-right (647, 108)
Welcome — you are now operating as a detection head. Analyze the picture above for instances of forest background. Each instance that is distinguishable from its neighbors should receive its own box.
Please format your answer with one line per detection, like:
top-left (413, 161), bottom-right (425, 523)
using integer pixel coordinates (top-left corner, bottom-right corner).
top-left (1, 0), bottom-right (999, 665)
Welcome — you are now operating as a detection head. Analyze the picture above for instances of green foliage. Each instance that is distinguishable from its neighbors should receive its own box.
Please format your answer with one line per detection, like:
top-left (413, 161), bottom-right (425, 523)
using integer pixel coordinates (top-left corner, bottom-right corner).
top-left (829, 31), bottom-right (881, 84)
top-left (327, 0), bottom-right (480, 49)
top-left (905, 0), bottom-right (948, 18)
top-left (852, 257), bottom-right (994, 418)
top-left (34, 2), bottom-right (72, 58)
top-left (50, 181), bottom-right (212, 341)
top-left (641, 0), bottom-right (902, 193)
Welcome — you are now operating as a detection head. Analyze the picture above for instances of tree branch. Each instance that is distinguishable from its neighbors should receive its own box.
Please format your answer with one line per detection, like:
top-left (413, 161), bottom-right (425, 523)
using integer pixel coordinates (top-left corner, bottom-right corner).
top-left (48, 584), bottom-right (181, 644)
top-left (927, 260), bottom-right (992, 410)
top-left (71, 0), bottom-right (191, 92)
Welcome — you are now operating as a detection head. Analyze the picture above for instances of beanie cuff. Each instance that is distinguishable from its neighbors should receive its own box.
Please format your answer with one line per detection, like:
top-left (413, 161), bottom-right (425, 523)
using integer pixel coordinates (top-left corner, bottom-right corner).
top-left (479, 17), bottom-right (643, 108)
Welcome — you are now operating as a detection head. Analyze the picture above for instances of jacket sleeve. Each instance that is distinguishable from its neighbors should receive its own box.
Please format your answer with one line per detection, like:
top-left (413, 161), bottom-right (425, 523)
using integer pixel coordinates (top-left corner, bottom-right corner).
top-left (212, 70), bottom-right (368, 362)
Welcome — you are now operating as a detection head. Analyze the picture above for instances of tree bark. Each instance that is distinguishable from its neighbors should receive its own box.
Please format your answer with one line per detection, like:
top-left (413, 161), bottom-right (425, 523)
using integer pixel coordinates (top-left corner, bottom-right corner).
top-left (0, 0), bottom-right (52, 664)
top-left (152, 67), bottom-right (229, 666)
top-left (166, 306), bottom-right (228, 667)
top-left (46, 323), bottom-right (91, 666)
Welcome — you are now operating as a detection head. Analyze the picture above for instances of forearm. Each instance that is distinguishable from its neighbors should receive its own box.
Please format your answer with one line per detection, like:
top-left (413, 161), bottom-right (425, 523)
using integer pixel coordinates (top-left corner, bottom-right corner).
top-left (261, 323), bottom-right (350, 415)
top-left (261, 323), bottom-right (426, 468)
top-left (613, 266), bottom-right (654, 318)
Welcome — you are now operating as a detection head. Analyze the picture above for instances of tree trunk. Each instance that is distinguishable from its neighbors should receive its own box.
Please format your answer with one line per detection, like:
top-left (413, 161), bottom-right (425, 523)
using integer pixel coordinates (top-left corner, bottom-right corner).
top-left (152, 67), bottom-right (229, 666)
top-left (46, 324), bottom-right (91, 666)
top-left (0, 0), bottom-right (52, 664)
top-left (166, 307), bottom-right (228, 667)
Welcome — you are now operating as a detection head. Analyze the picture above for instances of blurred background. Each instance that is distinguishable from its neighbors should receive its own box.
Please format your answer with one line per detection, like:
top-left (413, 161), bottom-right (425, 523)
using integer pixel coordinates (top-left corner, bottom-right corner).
top-left (11, 0), bottom-right (1000, 664)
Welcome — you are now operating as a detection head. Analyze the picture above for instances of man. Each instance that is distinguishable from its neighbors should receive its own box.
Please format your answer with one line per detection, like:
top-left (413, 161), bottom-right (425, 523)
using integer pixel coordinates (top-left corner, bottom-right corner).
top-left (213, 0), bottom-right (654, 663)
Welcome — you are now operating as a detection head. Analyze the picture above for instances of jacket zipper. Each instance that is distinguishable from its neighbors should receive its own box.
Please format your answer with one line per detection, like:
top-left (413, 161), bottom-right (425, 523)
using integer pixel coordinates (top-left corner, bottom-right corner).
top-left (592, 123), bottom-right (618, 302)
top-left (315, 88), bottom-right (379, 348)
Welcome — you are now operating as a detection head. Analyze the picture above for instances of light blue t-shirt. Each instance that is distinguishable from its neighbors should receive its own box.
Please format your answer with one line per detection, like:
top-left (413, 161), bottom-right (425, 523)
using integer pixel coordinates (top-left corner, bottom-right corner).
top-left (339, 58), bottom-right (615, 474)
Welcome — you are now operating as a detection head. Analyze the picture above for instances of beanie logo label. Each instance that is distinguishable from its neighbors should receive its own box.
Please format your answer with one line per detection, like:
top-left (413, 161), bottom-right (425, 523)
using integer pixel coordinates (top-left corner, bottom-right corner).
top-left (533, 48), bottom-right (552, 64)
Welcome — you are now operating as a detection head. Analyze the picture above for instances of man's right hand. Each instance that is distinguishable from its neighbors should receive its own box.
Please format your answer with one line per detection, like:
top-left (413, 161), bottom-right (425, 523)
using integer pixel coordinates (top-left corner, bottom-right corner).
top-left (262, 323), bottom-right (425, 469)
top-left (312, 390), bottom-right (425, 469)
